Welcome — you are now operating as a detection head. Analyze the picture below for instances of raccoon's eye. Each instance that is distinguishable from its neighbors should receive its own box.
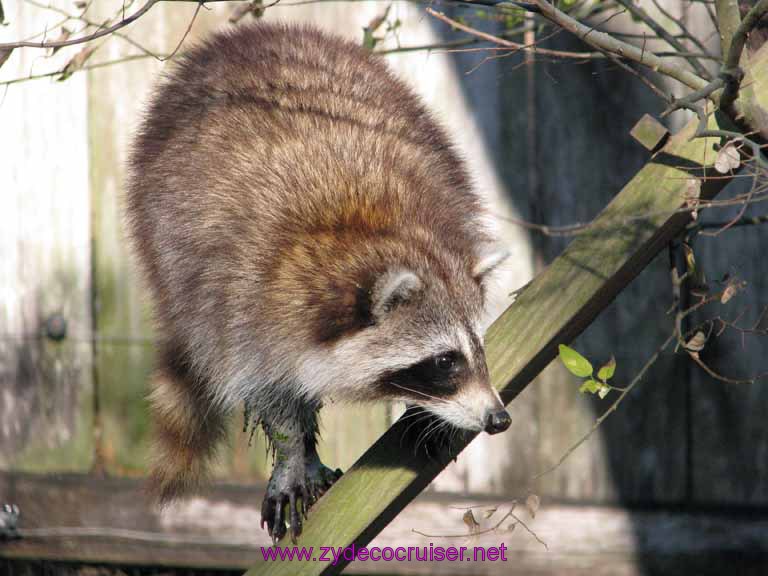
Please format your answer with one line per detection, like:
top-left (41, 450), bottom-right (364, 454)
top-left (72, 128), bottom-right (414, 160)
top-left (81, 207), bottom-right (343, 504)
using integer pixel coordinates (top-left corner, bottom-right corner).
top-left (434, 352), bottom-right (457, 372)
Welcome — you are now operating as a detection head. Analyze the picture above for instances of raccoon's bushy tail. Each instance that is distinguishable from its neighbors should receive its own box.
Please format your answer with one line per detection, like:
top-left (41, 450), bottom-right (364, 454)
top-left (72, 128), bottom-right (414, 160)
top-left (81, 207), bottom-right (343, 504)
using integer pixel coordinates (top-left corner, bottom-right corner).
top-left (146, 357), bottom-right (227, 504)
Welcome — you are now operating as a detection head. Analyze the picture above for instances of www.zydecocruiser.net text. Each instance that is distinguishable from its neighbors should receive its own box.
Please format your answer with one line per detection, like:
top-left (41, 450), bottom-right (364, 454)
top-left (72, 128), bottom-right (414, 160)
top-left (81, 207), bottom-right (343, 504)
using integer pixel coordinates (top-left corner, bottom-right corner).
top-left (262, 543), bottom-right (509, 565)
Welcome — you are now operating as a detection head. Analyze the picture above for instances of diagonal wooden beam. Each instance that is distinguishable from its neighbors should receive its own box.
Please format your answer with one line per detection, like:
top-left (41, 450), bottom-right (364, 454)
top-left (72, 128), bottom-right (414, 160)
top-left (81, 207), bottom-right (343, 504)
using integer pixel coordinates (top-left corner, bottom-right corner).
top-left (254, 45), bottom-right (768, 576)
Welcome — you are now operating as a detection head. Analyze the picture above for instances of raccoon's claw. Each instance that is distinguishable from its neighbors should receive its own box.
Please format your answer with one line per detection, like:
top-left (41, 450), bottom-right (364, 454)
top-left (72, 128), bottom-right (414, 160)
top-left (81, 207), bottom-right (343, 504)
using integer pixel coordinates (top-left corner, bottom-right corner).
top-left (261, 485), bottom-right (302, 544)
top-left (261, 460), bottom-right (343, 544)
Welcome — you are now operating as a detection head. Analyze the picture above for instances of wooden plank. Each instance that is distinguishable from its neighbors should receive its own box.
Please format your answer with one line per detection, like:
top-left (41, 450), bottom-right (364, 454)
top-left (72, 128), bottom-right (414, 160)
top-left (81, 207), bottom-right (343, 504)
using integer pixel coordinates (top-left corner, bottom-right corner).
top-left (84, 1), bottom-right (276, 479)
top-left (3, 472), bottom-right (768, 575)
top-left (690, 200), bottom-right (768, 504)
top-left (0, 0), bottom-right (94, 472)
top-left (251, 41), bottom-right (768, 576)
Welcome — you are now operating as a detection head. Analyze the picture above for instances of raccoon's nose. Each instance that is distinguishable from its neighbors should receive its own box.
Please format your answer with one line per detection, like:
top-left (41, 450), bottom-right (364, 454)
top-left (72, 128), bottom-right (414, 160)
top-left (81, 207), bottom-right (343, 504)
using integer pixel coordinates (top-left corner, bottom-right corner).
top-left (484, 409), bottom-right (511, 435)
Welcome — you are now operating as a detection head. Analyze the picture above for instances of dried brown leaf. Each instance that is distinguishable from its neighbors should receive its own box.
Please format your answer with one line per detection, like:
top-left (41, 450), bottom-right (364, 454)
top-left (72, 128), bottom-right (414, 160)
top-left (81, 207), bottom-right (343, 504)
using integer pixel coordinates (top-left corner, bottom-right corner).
top-left (714, 141), bottom-right (741, 174)
top-left (685, 178), bottom-right (701, 220)
top-left (721, 283), bottom-right (737, 304)
top-left (462, 509), bottom-right (480, 532)
top-left (685, 331), bottom-right (707, 352)
top-left (525, 493), bottom-right (540, 518)
top-left (366, 5), bottom-right (391, 34)
top-left (58, 44), bottom-right (97, 81)
top-left (51, 27), bottom-right (72, 55)
top-left (229, 0), bottom-right (264, 23)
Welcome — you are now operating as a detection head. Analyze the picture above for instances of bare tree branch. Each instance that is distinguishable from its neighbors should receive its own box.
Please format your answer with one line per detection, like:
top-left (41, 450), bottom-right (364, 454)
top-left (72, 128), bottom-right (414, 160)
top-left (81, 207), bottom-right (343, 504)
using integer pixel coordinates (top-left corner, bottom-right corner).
top-left (613, 0), bottom-right (713, 79)
top-left (0, 0), bottom-right (234, 51)
top-left (427, 8), bottom-right (608, 60)
top-left (648, 0), bottom-right (715, 60)
top-left (523, 0), bottom-right (710, 92)
top-left (720, 0), bottom-right (768, 114)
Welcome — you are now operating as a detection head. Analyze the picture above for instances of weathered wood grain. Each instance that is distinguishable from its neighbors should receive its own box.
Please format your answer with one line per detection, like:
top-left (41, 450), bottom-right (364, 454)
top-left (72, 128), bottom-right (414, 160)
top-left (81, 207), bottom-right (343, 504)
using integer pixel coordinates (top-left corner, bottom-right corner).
top-left (2, 472), bottom-right (768, 576)
top-left (0, 0), bottom-right (94, 473)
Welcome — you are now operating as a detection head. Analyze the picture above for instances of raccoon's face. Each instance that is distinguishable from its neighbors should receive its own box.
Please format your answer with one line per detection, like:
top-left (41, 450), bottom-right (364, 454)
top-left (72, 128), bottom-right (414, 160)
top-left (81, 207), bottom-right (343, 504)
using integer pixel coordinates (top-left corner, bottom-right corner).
top-left (298, 242), bottom-right (511, 435)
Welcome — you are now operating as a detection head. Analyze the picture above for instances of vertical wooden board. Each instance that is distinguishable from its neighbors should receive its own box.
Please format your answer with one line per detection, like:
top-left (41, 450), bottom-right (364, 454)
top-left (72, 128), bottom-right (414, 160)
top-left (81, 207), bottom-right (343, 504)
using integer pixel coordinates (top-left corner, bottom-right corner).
top-left (85, 1), bottom-right (227, 474)
top-left (86, 2), bottom-right (279, 480)
top-left (496, 31), bottom-right (688, 503)
top-left (0, 1), bottom-right (94, 472)
top-left (689, 197), bottom-right (768, 504)
top-left (86, 1), bottom-right (163, 474)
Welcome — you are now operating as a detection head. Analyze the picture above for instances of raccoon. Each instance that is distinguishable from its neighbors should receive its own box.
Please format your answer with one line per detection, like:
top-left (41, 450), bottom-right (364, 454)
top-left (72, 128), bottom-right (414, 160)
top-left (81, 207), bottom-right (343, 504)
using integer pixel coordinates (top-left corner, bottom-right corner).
top-left (126, 22), bottom-right (511, 542)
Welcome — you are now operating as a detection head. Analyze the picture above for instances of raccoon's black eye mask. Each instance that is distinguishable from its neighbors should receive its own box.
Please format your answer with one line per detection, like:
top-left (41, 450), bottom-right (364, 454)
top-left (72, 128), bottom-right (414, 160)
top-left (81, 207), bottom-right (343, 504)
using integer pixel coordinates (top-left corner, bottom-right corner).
top-left (383, 350), bottom-right (468, 398)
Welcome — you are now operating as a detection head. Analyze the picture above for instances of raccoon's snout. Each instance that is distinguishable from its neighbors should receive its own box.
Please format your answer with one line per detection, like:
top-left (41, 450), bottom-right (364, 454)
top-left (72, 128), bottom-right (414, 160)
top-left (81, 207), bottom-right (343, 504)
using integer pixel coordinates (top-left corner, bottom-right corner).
top-left (484, 408), bottom-right (511, 435)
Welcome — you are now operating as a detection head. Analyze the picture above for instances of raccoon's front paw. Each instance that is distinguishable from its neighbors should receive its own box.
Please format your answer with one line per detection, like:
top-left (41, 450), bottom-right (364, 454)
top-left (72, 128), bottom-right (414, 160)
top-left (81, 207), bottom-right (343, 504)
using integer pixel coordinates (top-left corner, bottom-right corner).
top-left (261, 478), bottom-right (307, 544)
top-left (260, 458), bottom-right (342, 543)
top-left (304, 458), bottom-right (343, 506)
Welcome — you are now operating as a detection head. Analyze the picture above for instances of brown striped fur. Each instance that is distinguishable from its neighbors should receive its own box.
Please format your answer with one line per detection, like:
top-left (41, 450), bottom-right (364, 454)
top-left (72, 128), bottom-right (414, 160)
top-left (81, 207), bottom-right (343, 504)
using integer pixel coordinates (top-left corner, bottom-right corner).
top-left (126, 22), bottom-right (506, 503)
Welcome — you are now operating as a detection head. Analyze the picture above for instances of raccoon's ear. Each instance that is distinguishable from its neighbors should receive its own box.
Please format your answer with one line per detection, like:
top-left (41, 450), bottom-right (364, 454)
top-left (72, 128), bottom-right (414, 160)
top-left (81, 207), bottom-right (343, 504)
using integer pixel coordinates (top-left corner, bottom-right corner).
top-left (472, 243), bottom-right (509, 282)
top-left (370, 269), bottom-right (422, 319)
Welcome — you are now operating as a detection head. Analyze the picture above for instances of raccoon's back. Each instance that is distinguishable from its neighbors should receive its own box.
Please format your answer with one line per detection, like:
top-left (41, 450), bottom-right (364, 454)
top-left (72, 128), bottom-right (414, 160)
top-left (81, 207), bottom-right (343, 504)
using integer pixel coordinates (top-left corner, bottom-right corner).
top-left (126, 22), bottom-right (486, 350)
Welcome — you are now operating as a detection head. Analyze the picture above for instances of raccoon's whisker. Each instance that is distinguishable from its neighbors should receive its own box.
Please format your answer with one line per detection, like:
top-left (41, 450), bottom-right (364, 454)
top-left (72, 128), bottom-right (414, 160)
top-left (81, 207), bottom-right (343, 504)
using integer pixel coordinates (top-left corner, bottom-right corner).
top-left (414, 417), bottom-right (445, 455)
top-left (390, 382), bottom-right (452, 405)
top-left (396, 408), bottom-right (435, 423)
top-left (415, 422), bottom-right (438, 452)
top-left (399, 412), bottom-right (436, 449)
top-left (449, 424), bottom-right (461, 449)
top-left (401, 412), bottom-right (434, 439)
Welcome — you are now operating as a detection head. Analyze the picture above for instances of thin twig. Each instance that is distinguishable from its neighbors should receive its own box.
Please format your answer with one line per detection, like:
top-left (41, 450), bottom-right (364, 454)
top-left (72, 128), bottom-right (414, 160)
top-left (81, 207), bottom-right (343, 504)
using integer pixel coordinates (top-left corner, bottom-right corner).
top-left (159, 0), bottom-right (203, 61)
top-left (0, 54), bottom-right (160, 86)
top-left (687, 350), bottom-right (768, 384)
top-left (649, 0), bottom-right (715, 61)
top-left (606, 53), bottom-right (671, 103)
top-left (498, 189), bottom-right (768, 237)
top-left (412, 504), bottom-right (548, 549)
top-left (699, 213), bottom-right (768, 230)
top-left (426, 8), bottom-right (606, 60)
top-left (21, 0), bottom-right (160, 58)
top-left (0, 0), bottom-right (232, 51)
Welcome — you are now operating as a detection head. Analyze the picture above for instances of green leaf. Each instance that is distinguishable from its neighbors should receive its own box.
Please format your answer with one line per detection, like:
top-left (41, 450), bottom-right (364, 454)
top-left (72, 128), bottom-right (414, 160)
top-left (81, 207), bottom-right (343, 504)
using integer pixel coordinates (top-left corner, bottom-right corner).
top-left (559, 344), bottom-right (593, 378)
top-left (361, 28), bottom-right (377, 51)
top-left (579, 378), bottom-right (601, 394)
top-left (597, 356), bottom-right (616, 381)
top-left (597, 385), bottom-right (610, 399)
